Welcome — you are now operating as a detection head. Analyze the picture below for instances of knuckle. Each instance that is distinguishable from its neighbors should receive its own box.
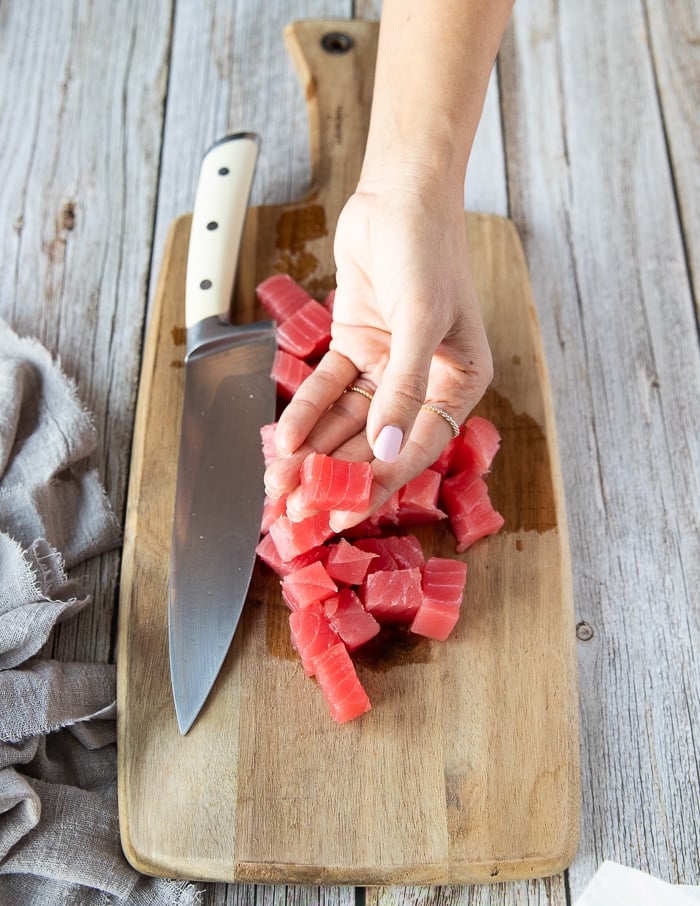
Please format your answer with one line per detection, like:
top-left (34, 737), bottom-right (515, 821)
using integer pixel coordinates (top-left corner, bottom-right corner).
top-left (290, 395), bottom-right (327, 420)
top-left (389, 373), bottom-right (428, 413)
top-left (303, 366), bottom-right (339, 397)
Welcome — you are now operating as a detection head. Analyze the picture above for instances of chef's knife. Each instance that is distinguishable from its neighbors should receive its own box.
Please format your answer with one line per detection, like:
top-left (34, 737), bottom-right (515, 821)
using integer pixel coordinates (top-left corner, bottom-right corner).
top-left (169, 133), bottom-right (276, 735)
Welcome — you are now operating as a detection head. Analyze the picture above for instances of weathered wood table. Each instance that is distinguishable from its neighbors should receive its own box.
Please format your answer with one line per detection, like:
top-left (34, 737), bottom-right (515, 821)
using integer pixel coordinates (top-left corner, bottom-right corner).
top-left (1, 1), bottom-right (698, 903)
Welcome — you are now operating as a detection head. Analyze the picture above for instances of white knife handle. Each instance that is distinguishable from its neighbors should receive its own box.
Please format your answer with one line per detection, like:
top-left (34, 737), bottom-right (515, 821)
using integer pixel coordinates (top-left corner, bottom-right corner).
top-left (185, 133), bottom-right (259, 329)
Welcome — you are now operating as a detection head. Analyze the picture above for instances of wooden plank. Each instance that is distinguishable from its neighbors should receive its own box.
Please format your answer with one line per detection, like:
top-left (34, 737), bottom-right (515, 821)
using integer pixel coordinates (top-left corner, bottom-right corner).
top-left (118, 20), bottom-right (578, 885)
top-left (499, 0), bottom-right (700, 897)
top-left (466, 68), bottom-right (508, 217)
top-left (0, 0), bottom-right (172, 661)
top-left (367, 878), bottom-right (568, 906)
top-left (645, 0), bottom-right (700, 315)
top-left (118, 210), bottom-right (579, 887)
top-left (203, 887), bottom-right (356, 906)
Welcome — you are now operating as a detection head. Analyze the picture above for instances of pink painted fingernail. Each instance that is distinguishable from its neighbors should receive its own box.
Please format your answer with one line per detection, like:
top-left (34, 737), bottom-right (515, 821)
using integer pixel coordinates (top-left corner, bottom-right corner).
top-left (373, 425), bottom-right (403, 463)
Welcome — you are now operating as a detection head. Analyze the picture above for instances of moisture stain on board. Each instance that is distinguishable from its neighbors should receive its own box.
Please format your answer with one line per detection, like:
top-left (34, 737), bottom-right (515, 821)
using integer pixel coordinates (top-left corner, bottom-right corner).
top-left (305, 273), bottom-right (336, 298)
top-left (171, 325), bottom-right (186, 346)
top-left (276, 249), bottom-right (319, 284)
top-left (272, 204), bottom-right (330, 288)
top-left (265, 599), bottom-right (297, 663)
top-left (472, 388), bottom-right (557, 533)
top-left (275, 205), bottom-right (327, 254)
top-left (354, 623), bottom-right (434, 671)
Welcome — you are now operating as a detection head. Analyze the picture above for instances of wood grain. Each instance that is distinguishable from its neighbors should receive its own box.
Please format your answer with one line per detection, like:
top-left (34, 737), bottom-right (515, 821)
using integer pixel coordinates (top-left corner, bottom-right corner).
top-left (645, 0), bottom-right (700, 316)
top-left (117, 19), bottom-right (579, 885)
top-left (2, 1), bottom-right (698, 904)
top-left (148, 0), bottom-right (354, 318)
top-left (500, 0), bottom-right (700, 896)
top-left (0, 0), bottom-right (172, 663)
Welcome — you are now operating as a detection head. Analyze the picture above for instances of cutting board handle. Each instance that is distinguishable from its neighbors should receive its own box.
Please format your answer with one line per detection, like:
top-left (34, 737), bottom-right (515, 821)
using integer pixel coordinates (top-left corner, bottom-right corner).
top-left (284, 19), bottom-right (379, 226)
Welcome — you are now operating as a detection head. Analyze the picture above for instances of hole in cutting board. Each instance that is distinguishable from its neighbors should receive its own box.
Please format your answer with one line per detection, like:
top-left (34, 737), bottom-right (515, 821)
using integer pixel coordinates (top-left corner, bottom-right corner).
top-left (321, 32), bottom-right (354, 54)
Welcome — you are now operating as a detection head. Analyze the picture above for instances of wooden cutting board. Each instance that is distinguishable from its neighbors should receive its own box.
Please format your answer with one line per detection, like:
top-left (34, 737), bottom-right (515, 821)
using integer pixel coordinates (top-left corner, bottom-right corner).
top-left (117, 19), bottom-right (580, 886)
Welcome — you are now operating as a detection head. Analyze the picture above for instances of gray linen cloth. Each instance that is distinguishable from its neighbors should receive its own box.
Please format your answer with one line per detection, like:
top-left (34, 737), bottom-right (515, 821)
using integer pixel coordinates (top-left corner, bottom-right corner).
top-left (0, 320), bottom-right (201, 904)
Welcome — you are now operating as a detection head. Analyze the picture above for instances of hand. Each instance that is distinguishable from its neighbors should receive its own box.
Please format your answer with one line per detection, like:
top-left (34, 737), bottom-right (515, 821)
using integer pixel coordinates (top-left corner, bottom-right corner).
top-left (264, 173), bottom-right (493, 531)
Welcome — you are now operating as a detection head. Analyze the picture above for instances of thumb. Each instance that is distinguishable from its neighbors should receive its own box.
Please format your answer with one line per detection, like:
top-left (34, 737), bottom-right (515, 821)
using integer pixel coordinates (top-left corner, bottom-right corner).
top-left (367, 313), bottom-right (436, 463)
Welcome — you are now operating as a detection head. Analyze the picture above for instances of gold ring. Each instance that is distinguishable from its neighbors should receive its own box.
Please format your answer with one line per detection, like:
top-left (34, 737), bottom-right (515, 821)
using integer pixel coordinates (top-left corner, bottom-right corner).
top-left (345, 384), bottom-right (374, 401)
top-left (421, 403), bottom-right (460, 438)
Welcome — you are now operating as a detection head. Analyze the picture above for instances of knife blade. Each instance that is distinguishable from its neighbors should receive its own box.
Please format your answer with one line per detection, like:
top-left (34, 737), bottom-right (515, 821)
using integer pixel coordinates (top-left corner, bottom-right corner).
top-left (169, 133), bottom-right (277, 735)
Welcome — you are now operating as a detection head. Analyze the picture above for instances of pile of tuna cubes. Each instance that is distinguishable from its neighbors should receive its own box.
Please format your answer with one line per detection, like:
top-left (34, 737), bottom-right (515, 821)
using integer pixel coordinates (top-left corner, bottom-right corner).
top-left (255, 274), bottom-right (504, 723)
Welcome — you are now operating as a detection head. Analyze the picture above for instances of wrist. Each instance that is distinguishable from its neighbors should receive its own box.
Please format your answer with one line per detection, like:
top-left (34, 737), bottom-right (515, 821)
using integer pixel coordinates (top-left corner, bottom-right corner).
top-left (357, 140), bottom-right (467, 198)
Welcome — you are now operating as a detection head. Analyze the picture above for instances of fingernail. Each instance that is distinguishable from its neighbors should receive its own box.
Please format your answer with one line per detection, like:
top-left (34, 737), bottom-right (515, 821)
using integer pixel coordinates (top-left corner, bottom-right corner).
top-left (373, 425), bottom-right (403, 463)
top-left (274, 433), bottom-right (295, 458)
top-left (329, 511), bottom-right (356, 533)
top-left (285, 506), bottom-right (306, 523)
top-left (274, 443), bottom-right (294, 459)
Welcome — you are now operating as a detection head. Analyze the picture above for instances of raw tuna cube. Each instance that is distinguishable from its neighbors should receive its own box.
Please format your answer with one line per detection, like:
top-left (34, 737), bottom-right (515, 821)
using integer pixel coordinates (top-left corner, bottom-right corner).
top-left (256, 274), bottom-right (313, 323)
top-left (296, 452), bottom-right (373, 513)
top-left (271, 350), bottom-right (313, 401)
top-left (282, 560), bottom-right (338, 610)
top-left (268, 511), bottom-right (335, 560)
top-left (421, 557), bottom-right (468, 605)
top-left (450, 416), bottom-right (501, 477)
top-left (255, 532), bottom-right (286, 576)
top-left (276, 299), bottom-right (332, 359)
top-left (342, 492), bottom-right (401, 539)
top-left (324, 288), bottom-right (335, 314)
top-left (285, 546), bottom-right (328, 572)
top-left (362, 567), bottom-right (423, 623)
top-left (440, 472), bottom-right (505, 552)
top-left (260, 422), bottom-right (278, 465)
top-left (411, 557), bottom-right (468, 641)
top-left (289, 603), bottom-right (340, 676)
top-left (255, 533), bottom-right (325, 578)
top-left (281, 561), bottom-right (338, 611)
top-left (396, 469), bottom-right (446, 525)
top-left (324, 587), bottom-right (380, 651)
top-left (411, 601), bottom-right (460, 642)
top-left (370, 491), bottom-right (400, 526)
top-left (311, 642), bottom-right (372, 723)
top-left (325, 538), bottom-right (378, 585)
top-left (261, 493), bottom-right (287, 534)
top-left (381, 535), bottom-right (425, 570)
top-left (353, 538), bottom-right (398, 573)
top-left (430, 430), bottom-right (463, 475)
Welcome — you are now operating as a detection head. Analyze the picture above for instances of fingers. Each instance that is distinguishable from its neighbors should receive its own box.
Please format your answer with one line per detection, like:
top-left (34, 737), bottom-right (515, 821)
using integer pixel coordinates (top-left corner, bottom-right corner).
top-left (267, 332), bottom-right (493, 528)
top-left (365, 309), bottom-right (492, 465)
top-left (328, 403), bottom-right (466, 533)
top-left (365, 311), bottom-right (435, 462)
top-left (274, 350), bottom-right (359, 457)
top-left (264, 374), bottom-right (373, 501)
top-left (331, 344), bottom-right (494, 533)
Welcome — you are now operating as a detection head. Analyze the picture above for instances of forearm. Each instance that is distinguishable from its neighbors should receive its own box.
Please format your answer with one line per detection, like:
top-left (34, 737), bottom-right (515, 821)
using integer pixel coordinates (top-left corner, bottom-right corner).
top-left (360, 0), bottom-right (514, 190)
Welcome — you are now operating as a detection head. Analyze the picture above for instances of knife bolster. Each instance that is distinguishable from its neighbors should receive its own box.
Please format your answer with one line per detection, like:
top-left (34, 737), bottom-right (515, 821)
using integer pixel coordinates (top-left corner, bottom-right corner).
top-left (185, 316), bottom-right (277, 364)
